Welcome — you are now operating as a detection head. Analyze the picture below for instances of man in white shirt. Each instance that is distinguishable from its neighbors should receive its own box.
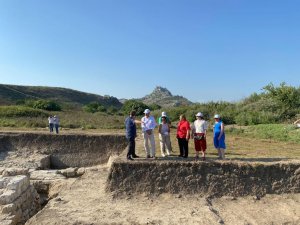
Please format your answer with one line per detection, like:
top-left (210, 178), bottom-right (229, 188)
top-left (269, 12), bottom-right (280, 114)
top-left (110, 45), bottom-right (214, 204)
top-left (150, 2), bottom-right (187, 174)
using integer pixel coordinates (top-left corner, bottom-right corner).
top-left (141, 109), bottom-right (157, 158)
top-left (48, 116), bottom-right (54, 133)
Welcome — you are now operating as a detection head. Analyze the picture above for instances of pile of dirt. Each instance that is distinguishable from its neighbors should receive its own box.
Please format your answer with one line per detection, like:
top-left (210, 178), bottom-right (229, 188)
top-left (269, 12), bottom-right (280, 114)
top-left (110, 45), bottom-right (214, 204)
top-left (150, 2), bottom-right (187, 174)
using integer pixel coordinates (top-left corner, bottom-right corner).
top-left (107, 158), bottom-right (300, 197)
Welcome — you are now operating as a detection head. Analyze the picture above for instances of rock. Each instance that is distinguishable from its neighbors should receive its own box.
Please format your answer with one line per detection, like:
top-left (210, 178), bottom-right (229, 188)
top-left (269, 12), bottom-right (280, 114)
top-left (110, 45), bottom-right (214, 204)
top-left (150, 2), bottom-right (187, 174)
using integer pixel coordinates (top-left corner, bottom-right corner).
top-left (2, 168), bottom-right (29, 177)
top-left (77, 167), bottom-right (85, 176)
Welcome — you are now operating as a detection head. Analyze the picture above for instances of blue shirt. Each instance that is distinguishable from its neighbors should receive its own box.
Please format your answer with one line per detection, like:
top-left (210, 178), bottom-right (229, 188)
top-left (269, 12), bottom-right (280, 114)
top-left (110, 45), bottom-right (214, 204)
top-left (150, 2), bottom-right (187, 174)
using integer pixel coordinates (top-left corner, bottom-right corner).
top-left (125, 117), bottom-right (136, 139)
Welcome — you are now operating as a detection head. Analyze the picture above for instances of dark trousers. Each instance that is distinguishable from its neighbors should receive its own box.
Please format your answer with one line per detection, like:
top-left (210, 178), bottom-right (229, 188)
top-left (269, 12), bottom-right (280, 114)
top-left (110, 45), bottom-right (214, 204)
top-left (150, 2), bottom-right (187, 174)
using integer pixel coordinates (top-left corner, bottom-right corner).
top-left (127, 138), bottom-right (135, 158)
top-left (49, 123), bottom-right (53, 132)
top-left (54, 124), bottom-right (59, 134)
top-left (178, 138), bottom-right (189, 157)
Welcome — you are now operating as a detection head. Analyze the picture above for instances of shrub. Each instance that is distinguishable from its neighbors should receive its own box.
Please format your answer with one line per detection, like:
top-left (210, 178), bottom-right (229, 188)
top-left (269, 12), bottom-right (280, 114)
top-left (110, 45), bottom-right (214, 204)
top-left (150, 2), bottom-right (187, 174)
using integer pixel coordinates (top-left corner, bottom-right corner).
top-left (122, 100), bottom-right (149, 116)
top-left (32, 100), bottom-right (62, 111)
top-left (83, 102), bottom-right (106, 113)
top-left (0, 106), bottom-right (49, 118)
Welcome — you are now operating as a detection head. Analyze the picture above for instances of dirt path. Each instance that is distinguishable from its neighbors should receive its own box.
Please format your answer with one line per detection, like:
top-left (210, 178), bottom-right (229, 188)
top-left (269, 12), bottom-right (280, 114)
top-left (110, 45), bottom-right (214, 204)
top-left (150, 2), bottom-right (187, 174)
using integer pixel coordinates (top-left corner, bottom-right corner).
top-left (26, 165), bottom-right (300, 225)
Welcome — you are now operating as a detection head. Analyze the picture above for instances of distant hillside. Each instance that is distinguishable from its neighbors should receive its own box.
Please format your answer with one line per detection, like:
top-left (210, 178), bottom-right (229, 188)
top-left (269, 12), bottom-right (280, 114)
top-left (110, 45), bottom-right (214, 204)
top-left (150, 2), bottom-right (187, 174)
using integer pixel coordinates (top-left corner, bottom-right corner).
top-left (0, 84), bottom-right (122, 108)
top-left (140, 86), bottom-right (192, 107)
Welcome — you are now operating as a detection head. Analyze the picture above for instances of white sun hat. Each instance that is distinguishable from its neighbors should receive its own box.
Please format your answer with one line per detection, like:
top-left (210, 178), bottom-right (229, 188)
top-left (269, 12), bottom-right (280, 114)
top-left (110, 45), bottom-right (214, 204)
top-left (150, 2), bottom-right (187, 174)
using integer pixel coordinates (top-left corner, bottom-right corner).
top-left (214, 114), bottom-right (220, 119)
top-left (195, 112), bottom-right (203, 117)
top-left (144, 109), bottom-right (151, 114)
top-left (161, 112), bottom-right (167, 117)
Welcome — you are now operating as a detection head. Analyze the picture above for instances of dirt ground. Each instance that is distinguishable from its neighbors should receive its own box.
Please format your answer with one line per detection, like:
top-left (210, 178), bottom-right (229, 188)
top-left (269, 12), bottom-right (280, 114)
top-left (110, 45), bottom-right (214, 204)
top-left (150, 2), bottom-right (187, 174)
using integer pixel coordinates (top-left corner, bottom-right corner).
top-left (0, 129), bottom-right (298, 225)
top-left (25, 164), bottom-right (300, 225)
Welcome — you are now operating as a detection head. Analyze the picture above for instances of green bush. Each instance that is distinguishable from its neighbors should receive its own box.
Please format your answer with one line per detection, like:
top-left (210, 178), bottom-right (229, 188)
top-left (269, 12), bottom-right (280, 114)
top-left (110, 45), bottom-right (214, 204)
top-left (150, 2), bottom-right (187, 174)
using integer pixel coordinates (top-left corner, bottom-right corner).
top-left (32, 100), bottom-right (62, 111)
top-left (83, 102), bottom-right (106, 113)
top-left (0, 106), bottom-right (49, 118)
top-left (122, 100), bottom-right (149, 116)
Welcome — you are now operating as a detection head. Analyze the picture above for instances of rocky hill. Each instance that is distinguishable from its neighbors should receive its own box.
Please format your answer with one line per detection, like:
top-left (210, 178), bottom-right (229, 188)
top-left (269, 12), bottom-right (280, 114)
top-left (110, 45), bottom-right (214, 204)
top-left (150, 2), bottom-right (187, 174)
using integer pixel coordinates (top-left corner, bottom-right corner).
top-left (0, 84), bottom-right (122, 108)
top-left (140, 86), bottom-right (192, 107)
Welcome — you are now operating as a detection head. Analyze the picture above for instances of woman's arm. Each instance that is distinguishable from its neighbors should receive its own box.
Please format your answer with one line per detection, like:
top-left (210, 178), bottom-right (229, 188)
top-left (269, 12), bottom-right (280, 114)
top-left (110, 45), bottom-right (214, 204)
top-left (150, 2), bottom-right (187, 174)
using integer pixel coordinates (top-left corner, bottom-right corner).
top-left (218, 122), bottom-right (224, 140)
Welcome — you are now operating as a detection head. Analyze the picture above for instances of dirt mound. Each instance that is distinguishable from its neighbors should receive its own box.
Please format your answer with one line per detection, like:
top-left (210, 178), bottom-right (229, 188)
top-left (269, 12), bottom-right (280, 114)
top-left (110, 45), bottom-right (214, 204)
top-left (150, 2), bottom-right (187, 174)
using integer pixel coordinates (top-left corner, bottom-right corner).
top-left (107, 158), bottom-right (300, 197)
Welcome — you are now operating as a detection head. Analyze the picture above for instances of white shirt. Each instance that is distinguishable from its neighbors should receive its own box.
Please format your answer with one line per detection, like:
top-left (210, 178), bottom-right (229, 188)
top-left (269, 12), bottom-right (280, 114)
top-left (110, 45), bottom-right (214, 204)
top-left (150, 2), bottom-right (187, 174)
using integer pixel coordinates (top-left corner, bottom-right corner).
top-left (193, 119), bottom-right (208, 133)
top-left (48, 117), bottom-right (54, 124)
top-left (141, 116), bottom-right (157, 132)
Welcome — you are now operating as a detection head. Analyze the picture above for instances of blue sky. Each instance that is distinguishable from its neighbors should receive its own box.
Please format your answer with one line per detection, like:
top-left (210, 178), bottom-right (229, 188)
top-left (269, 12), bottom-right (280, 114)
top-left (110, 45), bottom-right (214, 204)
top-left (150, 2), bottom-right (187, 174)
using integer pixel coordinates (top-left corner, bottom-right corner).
top-left (0, 0), bottom-right (299, 102)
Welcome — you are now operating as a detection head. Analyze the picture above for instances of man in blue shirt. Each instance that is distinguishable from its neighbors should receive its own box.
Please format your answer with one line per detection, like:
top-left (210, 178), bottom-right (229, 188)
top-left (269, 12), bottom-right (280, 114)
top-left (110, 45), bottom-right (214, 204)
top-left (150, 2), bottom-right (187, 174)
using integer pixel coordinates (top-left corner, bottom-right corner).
top-left (125, 111), bottom-right (139, 160)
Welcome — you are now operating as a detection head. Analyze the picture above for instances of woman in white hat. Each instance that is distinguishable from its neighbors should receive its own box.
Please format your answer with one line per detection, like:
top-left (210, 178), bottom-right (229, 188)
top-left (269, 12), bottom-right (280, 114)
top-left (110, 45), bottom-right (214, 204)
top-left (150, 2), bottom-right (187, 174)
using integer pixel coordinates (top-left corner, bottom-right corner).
top-left (213, 114), bottom-right (226, 159)
top-left (192, 112), bottom-right (208, 160)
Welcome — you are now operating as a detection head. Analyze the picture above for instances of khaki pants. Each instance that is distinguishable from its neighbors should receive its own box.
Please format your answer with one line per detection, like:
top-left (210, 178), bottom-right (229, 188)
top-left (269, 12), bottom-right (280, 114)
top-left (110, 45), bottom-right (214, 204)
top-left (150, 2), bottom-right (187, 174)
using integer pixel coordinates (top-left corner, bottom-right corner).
top-left (142, 131), bottom-right (156, 157)
top-left (159, 133), bottom-right (172, 156)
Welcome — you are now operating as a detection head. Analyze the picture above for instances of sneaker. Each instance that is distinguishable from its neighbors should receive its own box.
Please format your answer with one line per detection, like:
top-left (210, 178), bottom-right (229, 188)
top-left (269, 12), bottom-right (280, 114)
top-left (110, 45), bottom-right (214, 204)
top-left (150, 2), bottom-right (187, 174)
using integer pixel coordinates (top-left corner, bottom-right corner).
top-left (194, 156), bottom-right (199, 160)
top-left (132, 155), bottom-right (139, 158)
top-left (202, 156), bottom-right (206, 161)
top-left (161, 153), bottom-right (165, 157)
top-left (146, 155), bottom-right (151, 159)
top-left (127, 157), bottom-right (134, 161)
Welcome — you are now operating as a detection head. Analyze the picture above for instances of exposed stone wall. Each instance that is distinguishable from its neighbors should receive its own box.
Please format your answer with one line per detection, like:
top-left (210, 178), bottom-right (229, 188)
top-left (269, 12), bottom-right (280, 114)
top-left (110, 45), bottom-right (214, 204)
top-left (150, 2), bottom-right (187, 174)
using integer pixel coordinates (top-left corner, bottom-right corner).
top-left (0, 169), bottom-right (40, 225)
top-left (107, 160), bottom-right (300, 197)
top-left (0, 132), bottom-right (127, 169)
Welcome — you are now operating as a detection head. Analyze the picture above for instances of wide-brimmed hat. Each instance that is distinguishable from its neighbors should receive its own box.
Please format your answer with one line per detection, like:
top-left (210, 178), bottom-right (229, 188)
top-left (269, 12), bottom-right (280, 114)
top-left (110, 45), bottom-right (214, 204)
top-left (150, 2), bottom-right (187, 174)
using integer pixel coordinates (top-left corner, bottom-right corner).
top-left (144, 109), bottom-right (151, 114)
top-left (195, 112), bottom-right (203, 117)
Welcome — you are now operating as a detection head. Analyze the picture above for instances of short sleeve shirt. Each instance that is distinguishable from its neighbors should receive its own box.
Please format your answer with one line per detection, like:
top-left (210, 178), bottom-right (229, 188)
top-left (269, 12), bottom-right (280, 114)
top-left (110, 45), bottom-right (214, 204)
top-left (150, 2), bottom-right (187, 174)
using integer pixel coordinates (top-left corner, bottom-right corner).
top-left (177, 120), bottom-right (191, 138)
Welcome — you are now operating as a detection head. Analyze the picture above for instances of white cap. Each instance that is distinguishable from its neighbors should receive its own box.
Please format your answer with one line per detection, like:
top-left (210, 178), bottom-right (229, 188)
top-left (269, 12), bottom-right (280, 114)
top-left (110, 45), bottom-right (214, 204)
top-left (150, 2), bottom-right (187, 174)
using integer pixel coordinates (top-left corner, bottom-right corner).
top-left (214, 114), bottom-right (220, 119)
top-left (144, 109), bottom-right (151, 114)
top-left (161, 112), bottom-right (167, 117)
top-left (196, 112), bottom-right (203, 117)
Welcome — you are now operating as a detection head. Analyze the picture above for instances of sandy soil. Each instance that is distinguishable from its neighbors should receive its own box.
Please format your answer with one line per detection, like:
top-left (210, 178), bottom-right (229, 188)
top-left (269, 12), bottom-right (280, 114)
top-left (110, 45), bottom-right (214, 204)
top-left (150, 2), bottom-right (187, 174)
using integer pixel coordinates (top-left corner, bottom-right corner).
top-left (26, 165), bottom-right (300, 225)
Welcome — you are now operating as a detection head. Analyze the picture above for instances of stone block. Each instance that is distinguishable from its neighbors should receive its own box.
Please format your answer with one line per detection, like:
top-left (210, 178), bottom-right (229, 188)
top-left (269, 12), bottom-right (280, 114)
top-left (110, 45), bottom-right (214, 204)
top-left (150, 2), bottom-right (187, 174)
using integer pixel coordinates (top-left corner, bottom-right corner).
top-left (0, 190), bottom-right (18, 205)
top-left (2, 203), bottom-right (17, 214)
top-left (2, 168), bottom-right (29, 177)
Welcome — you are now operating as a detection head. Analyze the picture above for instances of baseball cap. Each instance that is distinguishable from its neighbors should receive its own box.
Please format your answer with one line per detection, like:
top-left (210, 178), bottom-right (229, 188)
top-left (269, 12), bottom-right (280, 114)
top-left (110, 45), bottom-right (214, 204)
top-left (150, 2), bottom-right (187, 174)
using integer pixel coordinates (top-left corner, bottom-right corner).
top-left (214, 114), bottom-right (220, 119)
top-left (161, 112), bottom-right (167, 117)
top-left (144, 109), bottom-right (151, 114)
top-left (195, 112), bottom-right (203, 117)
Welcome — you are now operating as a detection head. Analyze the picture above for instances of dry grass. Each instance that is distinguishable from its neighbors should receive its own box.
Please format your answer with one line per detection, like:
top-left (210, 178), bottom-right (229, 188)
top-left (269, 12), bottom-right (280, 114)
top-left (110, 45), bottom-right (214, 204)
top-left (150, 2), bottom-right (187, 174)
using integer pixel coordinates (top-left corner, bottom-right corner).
top-left (134, 130), bottom-right (300, 160)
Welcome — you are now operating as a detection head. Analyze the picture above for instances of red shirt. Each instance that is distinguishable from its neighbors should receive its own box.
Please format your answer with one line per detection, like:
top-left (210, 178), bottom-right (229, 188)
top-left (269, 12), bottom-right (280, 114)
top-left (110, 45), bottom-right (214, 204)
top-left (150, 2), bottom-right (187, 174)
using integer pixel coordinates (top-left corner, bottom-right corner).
top-left (177, 120), bottom-right (191, 138)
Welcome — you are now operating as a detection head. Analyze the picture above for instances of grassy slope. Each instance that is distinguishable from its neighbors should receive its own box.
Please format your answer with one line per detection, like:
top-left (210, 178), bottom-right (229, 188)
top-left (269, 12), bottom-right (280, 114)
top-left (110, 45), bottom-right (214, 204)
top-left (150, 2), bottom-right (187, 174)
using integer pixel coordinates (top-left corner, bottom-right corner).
top-left (0, 84), bottom-right (122, 108)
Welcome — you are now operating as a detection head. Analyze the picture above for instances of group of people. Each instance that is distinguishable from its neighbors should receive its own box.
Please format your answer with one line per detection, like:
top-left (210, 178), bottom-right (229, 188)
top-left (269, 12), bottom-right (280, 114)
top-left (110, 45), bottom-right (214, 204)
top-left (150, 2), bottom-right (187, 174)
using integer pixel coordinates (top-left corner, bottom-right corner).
top-left (48, 115), bottom-right (60, 134)
top-left (125, 109), bottom-right (226, 161)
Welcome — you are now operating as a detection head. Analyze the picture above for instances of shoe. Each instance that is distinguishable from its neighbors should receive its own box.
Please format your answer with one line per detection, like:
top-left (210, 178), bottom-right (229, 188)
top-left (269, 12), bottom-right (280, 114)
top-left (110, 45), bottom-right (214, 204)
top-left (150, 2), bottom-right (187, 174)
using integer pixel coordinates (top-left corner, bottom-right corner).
top-left (146, 155), bottom-right (151, 159)
top-left (194, 156), bottom-right (199, 160)
top-left (132, 155), bottom-right (139, 158)
top-left (178, 155), bottom-right (183, 157)
top-left (202, 156), bottom-right (206, 161)
top-left (161, 153), bottom-right (165, 157)
top-left (127, 157), bottom-right (134, 161)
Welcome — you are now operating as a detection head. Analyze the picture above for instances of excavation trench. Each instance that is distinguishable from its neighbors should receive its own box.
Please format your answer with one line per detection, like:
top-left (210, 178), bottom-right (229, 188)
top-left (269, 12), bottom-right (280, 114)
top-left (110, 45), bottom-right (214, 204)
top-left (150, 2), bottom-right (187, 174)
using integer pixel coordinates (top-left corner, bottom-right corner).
top-left (0, 132), bottom-right (300, 224)
top-left (0, 132), bottom-right (127, 225)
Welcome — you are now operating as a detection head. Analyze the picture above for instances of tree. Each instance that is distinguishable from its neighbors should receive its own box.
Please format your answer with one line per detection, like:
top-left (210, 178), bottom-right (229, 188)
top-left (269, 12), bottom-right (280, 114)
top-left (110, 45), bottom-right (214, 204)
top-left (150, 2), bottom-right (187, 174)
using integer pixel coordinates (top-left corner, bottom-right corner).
top-left (122, 100), bottom-right (149, 116)
top-left (263, 83), bottom-right (300, 119)
top-left (83, 102), bottom-right (106, 113)
top-left (33, 100), bottom-right (62, 111)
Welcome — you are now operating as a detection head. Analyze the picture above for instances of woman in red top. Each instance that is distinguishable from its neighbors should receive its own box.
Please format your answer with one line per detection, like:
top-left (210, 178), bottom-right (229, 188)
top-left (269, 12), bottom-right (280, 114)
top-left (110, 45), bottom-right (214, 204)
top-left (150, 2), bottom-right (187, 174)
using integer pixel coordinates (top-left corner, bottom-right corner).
top-left (176, 114), bottom-right (191, 158)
